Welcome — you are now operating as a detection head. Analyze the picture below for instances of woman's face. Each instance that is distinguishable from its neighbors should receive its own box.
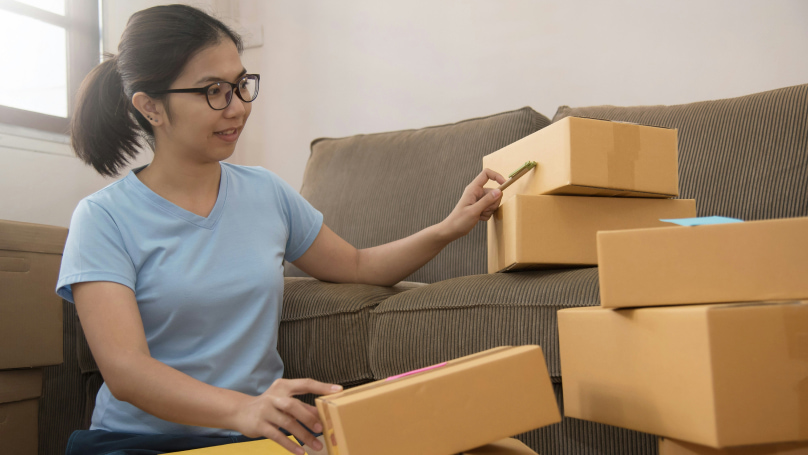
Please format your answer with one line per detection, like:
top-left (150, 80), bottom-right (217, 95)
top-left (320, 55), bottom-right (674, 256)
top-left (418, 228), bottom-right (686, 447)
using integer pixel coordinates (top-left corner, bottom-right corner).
top-left (156, 39), bottom-right (252, 163)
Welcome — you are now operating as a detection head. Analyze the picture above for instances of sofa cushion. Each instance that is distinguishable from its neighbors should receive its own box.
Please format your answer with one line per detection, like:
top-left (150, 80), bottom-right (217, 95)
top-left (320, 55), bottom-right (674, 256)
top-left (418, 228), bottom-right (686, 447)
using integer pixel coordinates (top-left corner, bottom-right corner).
top-left (368, 267), bottom-right (599, 382)
top-left (553, 83), bottom-right (808, 221)
top-left (285, 107), bottom-right (551, 284)
top-left (279, 277), bottom-right (423, 386)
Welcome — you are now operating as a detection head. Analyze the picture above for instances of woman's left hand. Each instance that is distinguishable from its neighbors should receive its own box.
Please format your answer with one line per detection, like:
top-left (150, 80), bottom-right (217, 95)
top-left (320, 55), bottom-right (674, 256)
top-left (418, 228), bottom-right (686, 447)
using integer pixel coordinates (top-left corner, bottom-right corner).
top-left (440, 168), bottom-right (506, 240)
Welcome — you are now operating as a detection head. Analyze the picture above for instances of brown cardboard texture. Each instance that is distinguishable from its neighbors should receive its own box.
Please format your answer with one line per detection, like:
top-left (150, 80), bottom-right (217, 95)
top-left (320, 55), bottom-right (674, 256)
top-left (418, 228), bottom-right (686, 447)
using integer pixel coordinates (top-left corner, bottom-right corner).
top-left (0, 220), bottom-right (67, 369)
top-left (597, 217), bottom-right (808, 308)
top-left (171, 437), bottom-right (301, 454)
top-left (487, 195), bottom-right (695, 273)
top-left (659, 438), bottom-right (808, 455)
top-left (316, 346), bottom-right (560, 455)
top-left (558, 301), bottom-right (808, 448)
top-left (0, 369), bottom-right (43, 455)
top-left (461, 438), bottom-right (539, 454)
top-left (482, 116), bottom-right (678, 199)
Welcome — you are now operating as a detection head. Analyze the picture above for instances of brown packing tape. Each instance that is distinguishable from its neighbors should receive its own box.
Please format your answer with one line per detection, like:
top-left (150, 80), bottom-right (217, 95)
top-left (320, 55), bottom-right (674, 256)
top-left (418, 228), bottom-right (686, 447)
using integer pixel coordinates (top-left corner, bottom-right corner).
top-left (609, 122), bottom-right (640, 189)
top-left (783, 302), bottom-right (808, 439)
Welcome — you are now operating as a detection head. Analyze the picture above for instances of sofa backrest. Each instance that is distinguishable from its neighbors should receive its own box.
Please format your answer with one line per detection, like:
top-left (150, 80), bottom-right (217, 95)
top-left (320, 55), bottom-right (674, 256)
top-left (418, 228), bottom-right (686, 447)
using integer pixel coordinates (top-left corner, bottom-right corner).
top-left (553, 84), bottom-right (808, 221)
top-left (285, 107), bottom-right (551, 284)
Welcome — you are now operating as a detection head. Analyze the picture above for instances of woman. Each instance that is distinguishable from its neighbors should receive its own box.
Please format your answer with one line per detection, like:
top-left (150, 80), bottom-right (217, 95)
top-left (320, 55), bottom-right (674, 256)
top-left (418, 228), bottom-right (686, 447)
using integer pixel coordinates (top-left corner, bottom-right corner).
top-left (58, 4), bottom-right (504, 455)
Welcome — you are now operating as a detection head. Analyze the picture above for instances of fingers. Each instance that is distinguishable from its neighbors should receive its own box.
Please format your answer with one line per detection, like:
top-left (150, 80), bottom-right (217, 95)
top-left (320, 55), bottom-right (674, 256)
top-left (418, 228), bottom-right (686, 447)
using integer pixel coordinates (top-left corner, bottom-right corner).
top-left (480, 205), bottom-right (498, 220)
top-left (260, 396), bottom-right (325, 453)
top-left (271, 395), bottom-right (324, 436)
top-left (470, 168), bottom-right (506, 189)
top-left (256, 379), bottom-right (342, 454)
top-left (278, 418), bottom-right (324, 452)
top-left (302, 402), bottom-right (320, 419)
top-left (259, 424), bottom-right (306, 455)
top-left (275, 378), bottom-right (343, 397)
top-left (471, 188), bottom-right (503, 222)
top-left (472, 187), bottom-right (502, 212)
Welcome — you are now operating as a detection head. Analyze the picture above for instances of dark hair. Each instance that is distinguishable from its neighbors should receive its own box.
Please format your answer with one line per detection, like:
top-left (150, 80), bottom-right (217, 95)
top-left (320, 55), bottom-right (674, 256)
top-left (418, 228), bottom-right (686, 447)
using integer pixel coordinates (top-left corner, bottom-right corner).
top-left (71, 5), bottom-right (243, 177)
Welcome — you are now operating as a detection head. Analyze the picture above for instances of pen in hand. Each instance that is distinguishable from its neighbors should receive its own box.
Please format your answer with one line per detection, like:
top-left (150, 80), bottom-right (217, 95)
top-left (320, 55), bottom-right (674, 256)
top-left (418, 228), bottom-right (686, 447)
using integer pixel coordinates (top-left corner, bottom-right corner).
top-left (497, 161), bottom-right (538, 192)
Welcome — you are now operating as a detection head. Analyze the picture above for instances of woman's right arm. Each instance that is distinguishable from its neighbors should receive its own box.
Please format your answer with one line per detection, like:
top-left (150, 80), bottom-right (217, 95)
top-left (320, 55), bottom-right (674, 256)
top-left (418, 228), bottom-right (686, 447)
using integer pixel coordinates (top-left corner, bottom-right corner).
top-left (73, 281), bottom-right (338, 455)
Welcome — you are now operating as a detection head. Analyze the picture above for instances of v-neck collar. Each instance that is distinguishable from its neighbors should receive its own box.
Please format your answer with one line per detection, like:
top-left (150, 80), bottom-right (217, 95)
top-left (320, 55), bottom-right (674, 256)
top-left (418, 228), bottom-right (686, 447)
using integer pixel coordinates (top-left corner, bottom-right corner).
top-left (125, 163), bottom-right (229, 230)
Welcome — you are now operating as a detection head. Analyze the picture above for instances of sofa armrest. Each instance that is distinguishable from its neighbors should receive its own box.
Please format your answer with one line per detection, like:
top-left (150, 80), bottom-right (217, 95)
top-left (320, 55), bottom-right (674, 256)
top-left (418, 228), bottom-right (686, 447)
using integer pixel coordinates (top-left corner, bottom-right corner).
top-left (279, 277), bottom-right (424, 386)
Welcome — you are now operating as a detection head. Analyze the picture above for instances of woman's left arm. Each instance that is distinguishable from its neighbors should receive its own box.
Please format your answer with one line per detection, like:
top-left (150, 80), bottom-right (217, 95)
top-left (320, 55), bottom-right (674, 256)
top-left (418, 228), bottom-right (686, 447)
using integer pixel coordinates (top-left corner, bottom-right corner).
top-left (292, 169), bottom-right (505, 286)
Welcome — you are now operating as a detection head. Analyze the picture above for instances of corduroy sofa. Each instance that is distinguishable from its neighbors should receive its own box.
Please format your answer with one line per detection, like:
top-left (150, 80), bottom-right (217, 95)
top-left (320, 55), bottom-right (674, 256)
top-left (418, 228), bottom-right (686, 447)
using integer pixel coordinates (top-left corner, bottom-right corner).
top-left (40, 83), bottom-right (808, 455)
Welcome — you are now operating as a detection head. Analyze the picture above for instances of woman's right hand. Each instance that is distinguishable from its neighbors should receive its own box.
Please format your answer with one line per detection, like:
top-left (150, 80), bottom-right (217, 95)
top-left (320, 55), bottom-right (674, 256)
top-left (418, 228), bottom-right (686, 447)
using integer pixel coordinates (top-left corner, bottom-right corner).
top-left (234, 378), bottom-right (343, 455)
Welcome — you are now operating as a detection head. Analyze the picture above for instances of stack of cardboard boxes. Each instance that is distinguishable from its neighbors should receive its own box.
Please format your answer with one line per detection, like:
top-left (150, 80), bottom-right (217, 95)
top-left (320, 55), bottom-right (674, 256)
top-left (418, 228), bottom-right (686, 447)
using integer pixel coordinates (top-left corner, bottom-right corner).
top-left (0, 220), bottom-right (68, 454)
top-left (483, 116), bottom-right (696, 273)
top-left (558, 216), bottom-right (808, 453)
top-left (485, 116), bottom-right (808, 453)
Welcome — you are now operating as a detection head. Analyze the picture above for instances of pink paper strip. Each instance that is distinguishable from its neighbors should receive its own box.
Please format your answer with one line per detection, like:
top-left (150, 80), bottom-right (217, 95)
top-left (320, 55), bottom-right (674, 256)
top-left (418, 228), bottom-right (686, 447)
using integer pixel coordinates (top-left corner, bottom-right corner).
top-left (386, 362), bottom-right (448, 381)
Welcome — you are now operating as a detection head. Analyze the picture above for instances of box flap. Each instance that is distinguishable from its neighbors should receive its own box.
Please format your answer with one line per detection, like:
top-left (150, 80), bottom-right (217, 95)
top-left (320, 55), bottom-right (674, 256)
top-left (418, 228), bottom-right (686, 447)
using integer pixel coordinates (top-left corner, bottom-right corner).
top-left (0, 369), bottom-right (42, 404)
top-left (567, 116), bottom-right (676, 131)
top-left (318, 346), bottom-right (515, 403)
top-left (0, 220), bottom-right (68, 255)
top-left (462, 438), bottom-right (539, 454)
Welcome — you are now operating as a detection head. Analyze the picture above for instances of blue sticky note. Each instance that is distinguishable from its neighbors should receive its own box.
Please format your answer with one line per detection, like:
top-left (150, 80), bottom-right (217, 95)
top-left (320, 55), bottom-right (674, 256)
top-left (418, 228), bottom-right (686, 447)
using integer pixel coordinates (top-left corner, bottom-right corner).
top-left (659, 216), bottom-right (744, 226)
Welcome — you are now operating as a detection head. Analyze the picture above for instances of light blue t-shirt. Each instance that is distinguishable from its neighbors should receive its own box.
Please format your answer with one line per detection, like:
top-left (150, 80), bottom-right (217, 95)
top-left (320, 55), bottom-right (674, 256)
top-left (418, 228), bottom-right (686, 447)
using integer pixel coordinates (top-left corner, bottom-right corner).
top-left (56, 162), bottom-right (323, 435)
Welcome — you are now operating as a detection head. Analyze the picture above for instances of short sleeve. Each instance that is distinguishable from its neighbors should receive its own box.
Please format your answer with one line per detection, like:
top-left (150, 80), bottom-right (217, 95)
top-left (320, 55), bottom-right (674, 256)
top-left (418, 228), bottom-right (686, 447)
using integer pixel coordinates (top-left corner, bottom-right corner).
top-left (273, 174), bottom-right (324, 262)
top-left (56, 199), bottom-right (137, 303)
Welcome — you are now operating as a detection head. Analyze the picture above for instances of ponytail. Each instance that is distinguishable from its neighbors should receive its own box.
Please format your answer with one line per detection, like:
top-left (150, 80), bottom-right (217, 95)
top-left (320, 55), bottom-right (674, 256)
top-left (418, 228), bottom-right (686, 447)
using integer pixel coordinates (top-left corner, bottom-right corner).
top-left (70, 56), bottom-right (144, 177)
top-left (69, 5), bottom-right (243, 177)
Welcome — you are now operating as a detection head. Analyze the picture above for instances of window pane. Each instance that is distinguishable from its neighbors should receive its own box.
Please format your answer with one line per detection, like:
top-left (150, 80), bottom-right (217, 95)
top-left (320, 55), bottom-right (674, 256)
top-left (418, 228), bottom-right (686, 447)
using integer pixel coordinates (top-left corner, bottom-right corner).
top-left (0, 10), bottom-right (67, 117)
top-left (15, 0), bottom-right (65, 15)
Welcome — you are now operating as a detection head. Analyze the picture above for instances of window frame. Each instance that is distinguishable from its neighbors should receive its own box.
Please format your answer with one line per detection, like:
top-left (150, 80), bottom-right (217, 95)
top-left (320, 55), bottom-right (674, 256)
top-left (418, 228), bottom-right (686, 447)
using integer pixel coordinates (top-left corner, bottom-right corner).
top-left (0, 0), bottom-right (99, 135)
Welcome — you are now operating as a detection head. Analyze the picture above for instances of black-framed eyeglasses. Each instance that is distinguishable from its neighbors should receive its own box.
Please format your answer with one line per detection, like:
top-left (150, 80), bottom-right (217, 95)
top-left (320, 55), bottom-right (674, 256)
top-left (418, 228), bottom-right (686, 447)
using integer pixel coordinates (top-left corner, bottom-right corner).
top-left (150, 74), bottom-right (260, 110)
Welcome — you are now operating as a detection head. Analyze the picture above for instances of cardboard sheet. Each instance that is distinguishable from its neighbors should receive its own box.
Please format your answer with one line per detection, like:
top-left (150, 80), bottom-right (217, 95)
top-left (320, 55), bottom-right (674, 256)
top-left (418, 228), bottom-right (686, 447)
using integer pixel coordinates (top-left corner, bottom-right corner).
top-left (487, 195), bottom-right (695, 272)
top-left (559, 301), bottom-right (808, 448)
top-left (171, 437), bottom-right (300, 454)
top-left (482, 116), bottom-right (678, 199)
top-left (316, 346), bottom-right (560, 455)
top-left (597, 216), bottom-right (808, 308)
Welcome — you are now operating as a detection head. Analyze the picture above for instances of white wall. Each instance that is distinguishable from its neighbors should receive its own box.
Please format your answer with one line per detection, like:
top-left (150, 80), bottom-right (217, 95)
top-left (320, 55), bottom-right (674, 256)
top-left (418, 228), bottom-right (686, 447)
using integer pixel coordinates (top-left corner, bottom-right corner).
top-left (245, 0), bottom-right (808, 190)
top-left (3, 0), bottom-right (807, 226)
top-left (0, 126), bottom-right (151, 228)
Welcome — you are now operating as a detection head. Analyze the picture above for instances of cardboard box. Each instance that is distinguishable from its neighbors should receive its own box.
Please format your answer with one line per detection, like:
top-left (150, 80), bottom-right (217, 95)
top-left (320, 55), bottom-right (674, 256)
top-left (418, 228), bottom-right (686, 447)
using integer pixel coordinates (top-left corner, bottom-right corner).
top-left (482, 116), bottom-right (678, 199)
top-left (597, 217), bottom-right (808, 308)
top-left (171, 437), bottom-right (539, 455)
top-left (0, 369), bottom-right (43, 455)
top-left (487, 195), bottom-right (695, 272)
top-left (0, 220), bottom-right (67, 369)
top-left (316, 346), bottom-right (560, 455)
top-left (558, 301), bottom-right (808, 448)
top-left (659, 438), bottom-right (808, 455)
top-left (462, 438), bottom-right (539, 454)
